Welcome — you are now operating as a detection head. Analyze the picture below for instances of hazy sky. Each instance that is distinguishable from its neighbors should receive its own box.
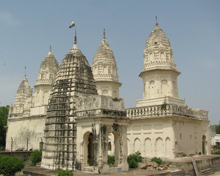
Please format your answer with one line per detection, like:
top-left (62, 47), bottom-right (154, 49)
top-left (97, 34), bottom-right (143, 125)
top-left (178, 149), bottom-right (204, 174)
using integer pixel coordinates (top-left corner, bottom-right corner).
top-left (0, 1), bottom-right (219, 125)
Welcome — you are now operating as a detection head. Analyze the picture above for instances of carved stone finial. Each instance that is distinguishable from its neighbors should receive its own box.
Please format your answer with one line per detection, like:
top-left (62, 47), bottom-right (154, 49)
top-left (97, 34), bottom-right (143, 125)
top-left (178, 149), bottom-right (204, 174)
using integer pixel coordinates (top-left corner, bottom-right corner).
top-left (74, 28), bottom-right (77, 44)
top-left (155, 16), bottom-right (157, 23)
top-left (103, 29), bottom-right (106, 39)
top-left (25, 66), bottom-right (26, 76)
top-left (50, 46), bottom-right (52, 52)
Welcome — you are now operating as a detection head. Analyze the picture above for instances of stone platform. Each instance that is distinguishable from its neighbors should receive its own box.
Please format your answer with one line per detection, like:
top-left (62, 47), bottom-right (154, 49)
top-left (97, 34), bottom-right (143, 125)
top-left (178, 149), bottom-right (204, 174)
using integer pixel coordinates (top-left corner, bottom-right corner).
top-left (23, 155), bottom-right (220, 176)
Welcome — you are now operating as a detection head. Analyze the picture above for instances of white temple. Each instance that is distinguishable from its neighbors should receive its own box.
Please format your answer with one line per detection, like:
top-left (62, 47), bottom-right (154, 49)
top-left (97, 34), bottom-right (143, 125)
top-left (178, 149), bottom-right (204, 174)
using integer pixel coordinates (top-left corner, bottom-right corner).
top-left (5, 22), bottom-right (210, 173)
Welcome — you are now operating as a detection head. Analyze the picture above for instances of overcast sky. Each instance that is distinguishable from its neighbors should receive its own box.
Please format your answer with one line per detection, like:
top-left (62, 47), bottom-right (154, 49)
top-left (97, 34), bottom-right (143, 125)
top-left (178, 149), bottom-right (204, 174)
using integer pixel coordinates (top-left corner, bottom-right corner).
top-left (0, 0), bottom-right (219, 125)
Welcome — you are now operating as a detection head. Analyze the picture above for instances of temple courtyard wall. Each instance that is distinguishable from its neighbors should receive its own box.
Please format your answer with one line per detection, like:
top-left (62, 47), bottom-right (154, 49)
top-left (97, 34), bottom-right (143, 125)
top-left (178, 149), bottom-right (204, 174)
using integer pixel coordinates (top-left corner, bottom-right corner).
top-left (5, 115), bottom-right (46, 151)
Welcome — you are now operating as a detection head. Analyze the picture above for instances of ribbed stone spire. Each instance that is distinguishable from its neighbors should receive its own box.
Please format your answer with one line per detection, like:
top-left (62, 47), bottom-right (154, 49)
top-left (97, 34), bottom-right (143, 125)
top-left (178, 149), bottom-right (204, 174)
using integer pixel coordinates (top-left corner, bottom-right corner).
top-left (42, 41), bottom-right (97, 169)
top-left (92, 30), bottom-right (121, 98)
top-left (143, 22), bottom-right (176, 71)
top-left (35, 47), bottom-right (59, 86)
top-left (92, 29), bottom-right (119, 82)
top-left (12, 75), bottom-right (32, 115)
top-left (137, 22), bottom-right (182, 107)
top-left (32, 47), bottom-right (59, 108)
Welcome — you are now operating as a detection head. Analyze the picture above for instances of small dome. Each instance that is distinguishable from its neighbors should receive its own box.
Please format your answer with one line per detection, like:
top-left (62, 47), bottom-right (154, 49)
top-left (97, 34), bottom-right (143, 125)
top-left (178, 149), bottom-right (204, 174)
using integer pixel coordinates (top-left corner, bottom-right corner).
top-left (92, 30), bottom-right (119, 83)
top-left (16, 76), bottom-right (32, 95)
top-left (14, 75), bottom-right (32, 105)
top-left (40, 50), bottom-right (59, 70)
top-left (143, 23), bottom-right (176, 71)
top-left (35, 47), bottom-right (59, 86)
top-left (145, 23), bottom-right (171, 52)
top-left (93, 39), bottom-right (116, 64)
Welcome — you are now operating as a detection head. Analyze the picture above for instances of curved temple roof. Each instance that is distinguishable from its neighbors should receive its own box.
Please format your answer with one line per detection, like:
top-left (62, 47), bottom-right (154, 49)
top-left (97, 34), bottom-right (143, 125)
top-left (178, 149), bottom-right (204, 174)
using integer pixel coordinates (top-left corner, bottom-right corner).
top-left (143, 23), bottom-right (176, 71)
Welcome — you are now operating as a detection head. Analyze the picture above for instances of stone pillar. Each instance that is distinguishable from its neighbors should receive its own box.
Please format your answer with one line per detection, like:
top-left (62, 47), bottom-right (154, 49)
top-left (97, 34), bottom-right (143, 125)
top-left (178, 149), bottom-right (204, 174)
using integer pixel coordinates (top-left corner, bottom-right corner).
top-left (120, 126), bottom-right (129, 171)
top-left (99, 124), bottom-right (109, 174)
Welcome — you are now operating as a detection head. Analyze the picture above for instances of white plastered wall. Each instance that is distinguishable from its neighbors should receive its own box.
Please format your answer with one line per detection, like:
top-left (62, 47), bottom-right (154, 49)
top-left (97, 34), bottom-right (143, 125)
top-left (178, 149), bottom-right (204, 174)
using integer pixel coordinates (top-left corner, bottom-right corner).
top-left (5, 116), bottom-right (46, 151)
top-left (127, 118), bottom-right (174, 158)
top-left (173, 118), bottom-right (210, 156)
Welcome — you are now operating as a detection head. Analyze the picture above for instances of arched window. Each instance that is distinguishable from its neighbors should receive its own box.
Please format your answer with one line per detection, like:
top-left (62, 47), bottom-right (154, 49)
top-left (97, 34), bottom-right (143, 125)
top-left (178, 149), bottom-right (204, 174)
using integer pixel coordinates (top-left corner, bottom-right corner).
top-left (145, 138), bottom-right (152, 157)
top-left (134, 138), bottom-right (141, 152)
top-left (102, 90), bottom-right (108, 95)
top-left (161, 80), bottom-right (168, 96)
top-left (149, 81), bottom-right (155, 98)
top-left (165, 137), bottom-right (171, 157)
top-left (156, 137), bottom-right (163, 157)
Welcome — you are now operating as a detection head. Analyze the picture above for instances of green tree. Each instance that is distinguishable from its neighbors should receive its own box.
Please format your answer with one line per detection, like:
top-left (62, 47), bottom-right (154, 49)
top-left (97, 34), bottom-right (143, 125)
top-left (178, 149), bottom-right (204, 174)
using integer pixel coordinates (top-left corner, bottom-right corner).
top-left (216, 124), bottom-right (220, 134)
top-left (0, 156), bottom-right (24, 176)
top-left (0, 105), bottom-right (9, 150)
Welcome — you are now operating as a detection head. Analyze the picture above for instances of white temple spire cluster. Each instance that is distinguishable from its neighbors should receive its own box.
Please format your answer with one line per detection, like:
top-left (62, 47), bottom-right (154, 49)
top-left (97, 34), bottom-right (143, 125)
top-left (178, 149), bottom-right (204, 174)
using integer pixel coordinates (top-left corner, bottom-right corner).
top-left (6, 21), bottom-right (210, 174)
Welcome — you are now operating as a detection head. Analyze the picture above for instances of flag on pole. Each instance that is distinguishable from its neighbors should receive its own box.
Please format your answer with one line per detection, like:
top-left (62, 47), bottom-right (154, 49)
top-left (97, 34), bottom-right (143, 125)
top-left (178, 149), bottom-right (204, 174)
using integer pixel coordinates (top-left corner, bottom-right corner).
top-left (69, 20), bottom-right (75, 28)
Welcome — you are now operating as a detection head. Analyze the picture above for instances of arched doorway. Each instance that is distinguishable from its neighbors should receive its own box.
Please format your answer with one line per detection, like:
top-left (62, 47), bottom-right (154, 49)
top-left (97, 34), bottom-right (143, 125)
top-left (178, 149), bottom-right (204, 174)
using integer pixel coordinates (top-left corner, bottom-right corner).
top-left (107, 131), bottom-right (120, 166)
top-left (107, 133), bottom-right (114, 155)
top-left (88, 133), bottom-right (94, 165)
top-left (83, 132), bottom-right (94, 166)
top-left (202, 135), bottom-right (207, 155)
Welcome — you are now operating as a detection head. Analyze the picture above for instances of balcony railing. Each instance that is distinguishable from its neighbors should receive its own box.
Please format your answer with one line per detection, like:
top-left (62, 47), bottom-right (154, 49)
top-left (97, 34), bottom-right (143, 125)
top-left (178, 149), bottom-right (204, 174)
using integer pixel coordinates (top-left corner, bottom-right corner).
top-left (126, 104), bottom-right (208, 120)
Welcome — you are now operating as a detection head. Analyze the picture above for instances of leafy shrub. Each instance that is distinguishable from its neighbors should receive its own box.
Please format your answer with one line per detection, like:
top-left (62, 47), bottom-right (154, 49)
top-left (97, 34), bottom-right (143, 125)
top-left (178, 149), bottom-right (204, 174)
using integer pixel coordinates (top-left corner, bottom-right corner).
top-left (128, 159), bottom-right (138, 168)
top-left (30, 150), bottom-right (42, 166)
top-left (212, 150), bottom-right (220, 155)
top-left (151, 157), bottom-right (162, 165)
top-left (56, 170), bottom-right (73, 176)
top-left (0, 156), bottom-right (24, 176)
top-left (107, 155), bottom-right (115, 165)
top-left (127, 152), bottom-right (143, 168)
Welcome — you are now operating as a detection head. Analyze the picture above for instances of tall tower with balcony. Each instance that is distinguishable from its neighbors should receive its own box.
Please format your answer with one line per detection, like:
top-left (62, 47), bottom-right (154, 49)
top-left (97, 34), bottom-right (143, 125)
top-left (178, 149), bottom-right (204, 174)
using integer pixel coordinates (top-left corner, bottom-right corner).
top-left (31, 47), bottom-right (59, 115)
top-left (136, 22), bottom-right (185, 107)
top-left (92, 30), bottom-right (121, 98)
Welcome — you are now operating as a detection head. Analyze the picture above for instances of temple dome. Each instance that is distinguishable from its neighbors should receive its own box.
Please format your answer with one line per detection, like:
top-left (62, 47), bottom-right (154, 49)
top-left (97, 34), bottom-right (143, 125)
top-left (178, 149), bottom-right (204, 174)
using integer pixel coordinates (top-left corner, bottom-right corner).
top-left (92, 30), bottom-right (119, 83)
top-left (35, 48), bottom-right (59, 86)
top-left (143, 23), bottom-right (176, 71)
top-left (12, 75), bottom-right (32, 114)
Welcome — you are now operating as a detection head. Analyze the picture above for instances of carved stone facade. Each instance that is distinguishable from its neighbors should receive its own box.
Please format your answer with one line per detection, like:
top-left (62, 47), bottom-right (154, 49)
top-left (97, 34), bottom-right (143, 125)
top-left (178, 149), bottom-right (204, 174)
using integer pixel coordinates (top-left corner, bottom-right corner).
top-left (137, 23), bottom-right (184, 106)
top-left (75, 95), bottom-right (128, 173)
top-left (40, 41), bottom-right (128, 173)
top-left (92, 30), bottom-right (121, 98)
top-left (5, 21), bottom-right (210, 173)
top-left (6, 48), bottom-right (59, 152)
top-left (9, 75), bottom-right (32, 117)
top-left (126, 23), bottom-right (210, 158)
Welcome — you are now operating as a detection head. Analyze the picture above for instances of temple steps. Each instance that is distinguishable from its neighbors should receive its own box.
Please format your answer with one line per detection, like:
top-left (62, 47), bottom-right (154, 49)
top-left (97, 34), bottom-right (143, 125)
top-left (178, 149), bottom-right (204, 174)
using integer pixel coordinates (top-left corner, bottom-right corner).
top-left (199, 168), bottom-right (215, 175)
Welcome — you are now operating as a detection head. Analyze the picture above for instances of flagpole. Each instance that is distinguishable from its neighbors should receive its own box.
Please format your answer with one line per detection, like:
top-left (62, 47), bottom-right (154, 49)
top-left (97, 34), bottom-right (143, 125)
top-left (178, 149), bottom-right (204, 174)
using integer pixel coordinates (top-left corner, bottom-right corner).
top-left (74, 26), bottom-right (77, 44)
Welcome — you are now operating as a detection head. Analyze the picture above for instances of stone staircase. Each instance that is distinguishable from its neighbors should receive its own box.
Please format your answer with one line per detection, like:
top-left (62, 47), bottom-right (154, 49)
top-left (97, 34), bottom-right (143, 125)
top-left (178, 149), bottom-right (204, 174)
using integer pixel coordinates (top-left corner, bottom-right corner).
top-left (199, 168), bottom-right (215, 175)
top-left (198, 162), bottom-right (220, 176)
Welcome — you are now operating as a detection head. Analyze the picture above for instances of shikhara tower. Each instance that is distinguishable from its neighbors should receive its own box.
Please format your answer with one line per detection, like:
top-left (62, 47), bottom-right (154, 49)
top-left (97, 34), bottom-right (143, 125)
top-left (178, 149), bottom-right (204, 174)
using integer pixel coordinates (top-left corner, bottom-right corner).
top-left (92, 29), bottom-right (121, 98)
top-left (41, 37), bottom-right (98, 169)
top-left (31, 47), bottom-right (59, 115)
top-left (137, 22), bottom-right (185, 107)
top-left (41, 35), bottom-right (128, 173)
top-left (126, 22), bottom-right (209, 158)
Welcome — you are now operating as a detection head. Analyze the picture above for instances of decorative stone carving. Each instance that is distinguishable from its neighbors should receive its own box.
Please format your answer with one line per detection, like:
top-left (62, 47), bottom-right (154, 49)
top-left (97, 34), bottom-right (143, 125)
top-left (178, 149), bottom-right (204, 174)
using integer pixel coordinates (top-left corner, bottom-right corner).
top-left (92, 30), bottom-right (121, 98)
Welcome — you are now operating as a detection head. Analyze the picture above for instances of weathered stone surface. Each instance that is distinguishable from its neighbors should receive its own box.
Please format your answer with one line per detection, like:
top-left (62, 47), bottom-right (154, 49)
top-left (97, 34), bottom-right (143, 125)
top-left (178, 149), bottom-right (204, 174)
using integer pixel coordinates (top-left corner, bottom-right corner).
top-left (92, 30), bottom-right (121, 98)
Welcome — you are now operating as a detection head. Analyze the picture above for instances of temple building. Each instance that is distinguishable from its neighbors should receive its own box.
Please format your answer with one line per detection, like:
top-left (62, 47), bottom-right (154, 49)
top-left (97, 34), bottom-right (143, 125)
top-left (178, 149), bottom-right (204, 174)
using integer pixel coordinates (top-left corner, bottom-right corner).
top-left (5, 22), bottom-right (210, 173)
